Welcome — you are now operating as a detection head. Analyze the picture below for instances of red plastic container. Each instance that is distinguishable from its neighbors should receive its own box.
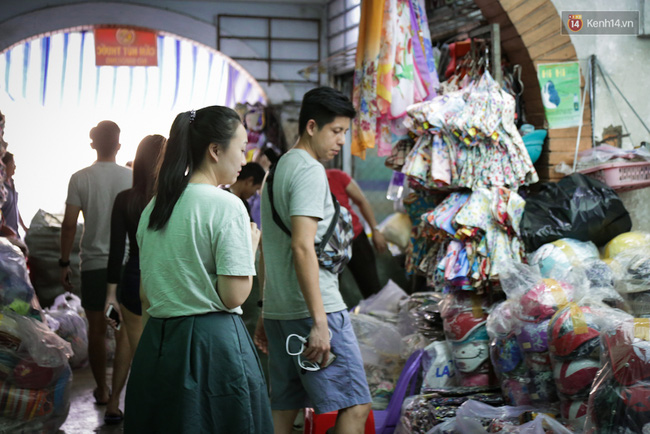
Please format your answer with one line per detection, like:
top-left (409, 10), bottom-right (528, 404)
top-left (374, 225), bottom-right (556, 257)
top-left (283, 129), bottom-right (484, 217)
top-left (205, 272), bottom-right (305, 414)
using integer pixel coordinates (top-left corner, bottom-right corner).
top-left (303, 408), bottom-right (376, 434)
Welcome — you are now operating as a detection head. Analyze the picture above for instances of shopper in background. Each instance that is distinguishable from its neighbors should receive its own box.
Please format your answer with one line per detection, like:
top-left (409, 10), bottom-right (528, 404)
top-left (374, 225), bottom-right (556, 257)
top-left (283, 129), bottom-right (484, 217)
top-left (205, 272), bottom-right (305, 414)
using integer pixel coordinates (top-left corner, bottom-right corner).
top-left (124, 106), bottom-right (272, 433)
top-left (59, 121), bottom-right (132, 406)
top-left (103, 134), bottom-right (165, 424)
top-left (326, 168), bottom-right (387, 298)
top-left (1, 152), bottom-right (28, 238)
top-left (225, 161), bottom-right (266, 221)
top-left (255, 87), bottom-right (371, 434)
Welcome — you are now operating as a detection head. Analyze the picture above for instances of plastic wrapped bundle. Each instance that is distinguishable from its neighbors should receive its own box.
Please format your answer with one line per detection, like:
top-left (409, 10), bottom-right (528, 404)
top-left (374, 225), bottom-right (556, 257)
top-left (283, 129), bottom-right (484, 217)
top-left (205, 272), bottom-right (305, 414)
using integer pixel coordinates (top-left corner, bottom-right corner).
top-left (609, 247), bottom-right (650, 294)
top-left (602, 231), bottom-right (650, 259)
top-left (585, 311), bottom-right (650, 433)
top-left (357, 279), bottom-right (409, 322)
top-left (548, 304), bottom-right (602, 361)
top-left (528, 238), bottom-right (599, 279)
top-left (453, 399), bottom-right (572, 434)
top-left (440, 292), bottom-right (495, 387)
top-left (398, 292), bottom-right (445, 339)
top-left (421, 341), bottom-right (458, 391)
top-left (487, 301), bottom-right (531, 406)
top-left (516, 279), bottom-right (575, 323)
top-left (350, 313), bottom-right (404, 410)
top-left (0, 239), bottom-right (38, 317)
top-left (45, 308), bottom-right (88, 369)
top-left (0, 310), bottom-right (72, 432)
top-left (626, 291), bottom-right (650, 318)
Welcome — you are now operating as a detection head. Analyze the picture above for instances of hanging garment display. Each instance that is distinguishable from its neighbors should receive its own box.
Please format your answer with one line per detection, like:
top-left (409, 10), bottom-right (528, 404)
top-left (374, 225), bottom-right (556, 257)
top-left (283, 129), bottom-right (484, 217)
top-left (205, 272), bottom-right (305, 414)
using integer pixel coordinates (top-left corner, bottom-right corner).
top-left (352, 0), bottom-right (439, 159)
top-left (402, 71), bottom-right (538, 190)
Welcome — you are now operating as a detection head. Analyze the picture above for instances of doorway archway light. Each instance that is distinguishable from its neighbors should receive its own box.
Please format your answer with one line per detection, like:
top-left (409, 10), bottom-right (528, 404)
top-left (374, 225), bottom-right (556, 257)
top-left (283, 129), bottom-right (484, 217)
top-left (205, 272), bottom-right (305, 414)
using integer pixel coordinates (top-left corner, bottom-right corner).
top-left (0, 27), bottom-right (267, 110)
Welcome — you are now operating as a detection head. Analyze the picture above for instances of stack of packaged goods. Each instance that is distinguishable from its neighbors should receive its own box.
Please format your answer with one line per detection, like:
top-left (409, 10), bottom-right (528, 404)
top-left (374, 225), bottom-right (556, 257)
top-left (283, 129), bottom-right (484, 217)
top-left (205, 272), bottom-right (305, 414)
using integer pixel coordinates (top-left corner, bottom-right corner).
top-left (0, 238), bottom-right (72, 432)
top-left (440, 292), bottom-right (494, 388)
top-left (486, 300), bottom-right (531, 406)
top-left (585, 313), bottom-right (650, 433)
top-left (548, 303), bottom-right (602, 430)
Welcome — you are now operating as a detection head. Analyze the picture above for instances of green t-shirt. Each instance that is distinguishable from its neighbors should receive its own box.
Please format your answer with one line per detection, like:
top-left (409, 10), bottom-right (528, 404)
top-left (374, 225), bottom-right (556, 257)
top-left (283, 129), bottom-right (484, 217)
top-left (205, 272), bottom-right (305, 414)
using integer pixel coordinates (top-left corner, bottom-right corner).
top-left (261, 149), bottom-right (347, 320)
top-left (137, 184), bottom-right (255, 318)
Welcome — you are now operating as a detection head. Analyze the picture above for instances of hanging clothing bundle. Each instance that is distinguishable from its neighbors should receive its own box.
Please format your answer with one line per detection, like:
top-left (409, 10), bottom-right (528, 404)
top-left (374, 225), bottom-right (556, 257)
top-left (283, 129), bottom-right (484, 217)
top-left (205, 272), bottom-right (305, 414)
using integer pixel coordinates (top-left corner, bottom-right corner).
top-left (405, 187), bottom-right (525, 292)
top-left (398, 70), bottom-right (538, 190)
top-left (352, 0), bottom-right (439, 159)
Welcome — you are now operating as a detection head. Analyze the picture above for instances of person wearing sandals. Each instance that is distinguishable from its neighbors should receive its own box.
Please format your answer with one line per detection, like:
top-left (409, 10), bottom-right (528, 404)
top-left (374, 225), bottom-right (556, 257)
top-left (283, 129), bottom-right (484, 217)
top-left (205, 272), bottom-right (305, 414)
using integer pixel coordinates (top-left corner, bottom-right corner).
top-left (59, 121), bottom-right (132, 408)
top-left (123, 106), bottom-right (273, 433)
top-left (103, 134), bottom-right (165, 424)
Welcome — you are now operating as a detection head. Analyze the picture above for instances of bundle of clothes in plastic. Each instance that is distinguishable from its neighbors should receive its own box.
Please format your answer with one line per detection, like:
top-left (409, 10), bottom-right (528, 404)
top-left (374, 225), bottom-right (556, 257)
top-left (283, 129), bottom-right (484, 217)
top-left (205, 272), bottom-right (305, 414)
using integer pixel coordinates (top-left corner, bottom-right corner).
top-left (0, 237), bottom-right (74, 432)
top-left (349, 231), bottom-right (650, 433)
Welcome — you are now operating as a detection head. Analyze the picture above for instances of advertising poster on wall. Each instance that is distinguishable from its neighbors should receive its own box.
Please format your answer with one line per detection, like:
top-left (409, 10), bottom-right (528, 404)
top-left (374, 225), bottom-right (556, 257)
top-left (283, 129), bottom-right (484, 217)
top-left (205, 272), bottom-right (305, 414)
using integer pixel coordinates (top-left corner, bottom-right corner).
top-left (537, 62), bottom-right (581, 129)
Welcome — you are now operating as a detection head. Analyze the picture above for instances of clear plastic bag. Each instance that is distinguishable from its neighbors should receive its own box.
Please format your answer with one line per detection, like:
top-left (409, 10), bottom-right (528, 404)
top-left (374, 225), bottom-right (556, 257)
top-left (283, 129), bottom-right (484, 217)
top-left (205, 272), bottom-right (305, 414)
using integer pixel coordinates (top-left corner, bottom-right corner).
top-left (0, 238), bottom-right (37, 317)
top-left (45, 307), bottom-right (88, 369)
top-left (454, 400), bottom-right (571, 434)
top-left (528, 239), bottom-right (599, 279)
top-left (0, 310), bottom-right (73, 432)
top-left (357, 280), bottom-right (409, 322)
top-left (400, 292), bottom-right (445, 339)
top-left (584, 311), bottom-right (650, 433)
top-left (350, 313), bottom-right (404, 410)
top-left (421, 341), bottom-right (458, 391)
top-left (609, 246), bottom-right (650, 294)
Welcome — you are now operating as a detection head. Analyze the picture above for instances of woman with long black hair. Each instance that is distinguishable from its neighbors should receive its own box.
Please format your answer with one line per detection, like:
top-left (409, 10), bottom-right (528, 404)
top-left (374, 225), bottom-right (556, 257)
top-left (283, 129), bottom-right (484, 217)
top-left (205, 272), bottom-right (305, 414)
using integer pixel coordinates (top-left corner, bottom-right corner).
top-left (103, 134), bottom-right (165, 424)
top-left (124, 107), bottom-right (272, 433)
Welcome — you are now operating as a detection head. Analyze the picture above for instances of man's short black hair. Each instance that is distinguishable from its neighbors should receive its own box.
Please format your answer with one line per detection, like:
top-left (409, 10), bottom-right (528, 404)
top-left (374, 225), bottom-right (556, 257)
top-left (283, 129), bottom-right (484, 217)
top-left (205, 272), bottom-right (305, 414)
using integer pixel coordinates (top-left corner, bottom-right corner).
top-left (90, 120), bottom-right (120, 156)
top-left (237, 162), bottom-right (266, 185)
top-left (298, 86), bottom-right (356, 137)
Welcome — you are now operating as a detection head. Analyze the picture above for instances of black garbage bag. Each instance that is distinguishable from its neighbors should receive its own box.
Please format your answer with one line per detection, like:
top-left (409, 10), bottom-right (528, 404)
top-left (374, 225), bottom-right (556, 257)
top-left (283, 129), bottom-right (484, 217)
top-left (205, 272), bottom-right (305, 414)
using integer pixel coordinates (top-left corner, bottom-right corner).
top-left (520, 173), bottom-right (631, 252)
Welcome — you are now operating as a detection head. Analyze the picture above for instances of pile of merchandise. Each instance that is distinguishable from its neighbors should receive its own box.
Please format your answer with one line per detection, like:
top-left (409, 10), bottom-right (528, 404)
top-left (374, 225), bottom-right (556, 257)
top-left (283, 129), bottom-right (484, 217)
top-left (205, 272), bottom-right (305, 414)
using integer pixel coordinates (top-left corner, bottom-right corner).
top-left (360, 111), bottom-right (648, 431)
top-left (0, 238), bottom-right (73, 432)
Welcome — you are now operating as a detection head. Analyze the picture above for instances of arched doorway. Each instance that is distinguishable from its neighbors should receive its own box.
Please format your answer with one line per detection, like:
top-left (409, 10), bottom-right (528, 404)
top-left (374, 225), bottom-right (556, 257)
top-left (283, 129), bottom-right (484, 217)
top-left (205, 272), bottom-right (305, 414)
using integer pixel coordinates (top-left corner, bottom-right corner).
top-left (0, 26), bottom-right (267, 222)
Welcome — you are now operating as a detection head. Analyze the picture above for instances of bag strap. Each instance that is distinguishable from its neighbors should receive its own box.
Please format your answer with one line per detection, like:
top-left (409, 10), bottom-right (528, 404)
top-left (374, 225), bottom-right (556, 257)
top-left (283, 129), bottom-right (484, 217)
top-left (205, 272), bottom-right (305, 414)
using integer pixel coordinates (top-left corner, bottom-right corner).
top-left (315, 193), bottom-right (341, 255)
top-left (266, 158), bottom-right (340, 248)
top-left (266, 162), bottom-right (292, 238)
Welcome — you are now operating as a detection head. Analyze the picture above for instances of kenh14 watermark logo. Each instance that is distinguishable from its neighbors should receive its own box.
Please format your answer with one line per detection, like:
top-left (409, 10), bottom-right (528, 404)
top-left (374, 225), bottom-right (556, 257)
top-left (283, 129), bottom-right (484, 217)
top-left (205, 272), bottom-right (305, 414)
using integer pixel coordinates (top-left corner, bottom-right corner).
top-left (561, 11), bottom-right (639, 35)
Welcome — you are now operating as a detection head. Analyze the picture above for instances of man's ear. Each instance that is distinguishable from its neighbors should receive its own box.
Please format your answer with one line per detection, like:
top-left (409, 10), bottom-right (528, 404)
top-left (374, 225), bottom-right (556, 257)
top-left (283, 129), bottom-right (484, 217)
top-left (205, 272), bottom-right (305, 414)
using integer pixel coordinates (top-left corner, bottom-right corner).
top-left (305, 119), bottom-right (318, 137)
top-left (116, 142), bottom-right (122, 152)
top-left (90, 142), bottom-right (96, 150)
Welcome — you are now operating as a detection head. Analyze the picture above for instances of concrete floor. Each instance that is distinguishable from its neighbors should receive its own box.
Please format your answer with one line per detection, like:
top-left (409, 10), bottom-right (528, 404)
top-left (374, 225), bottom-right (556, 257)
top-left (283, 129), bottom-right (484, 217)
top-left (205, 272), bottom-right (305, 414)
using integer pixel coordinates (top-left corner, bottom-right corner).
top-left (58, 361), bottom-right (307, 433)
top-left (58, 366), bottom-right (125, 434)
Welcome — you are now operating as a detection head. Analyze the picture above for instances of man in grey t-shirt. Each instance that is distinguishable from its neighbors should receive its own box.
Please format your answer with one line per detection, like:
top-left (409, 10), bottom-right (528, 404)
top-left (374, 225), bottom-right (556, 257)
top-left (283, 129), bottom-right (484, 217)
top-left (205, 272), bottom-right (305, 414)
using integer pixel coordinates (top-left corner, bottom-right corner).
top-left (255, 87), bottom-right (371, 434)
top-left (59, 120), bottom-right (131, 410)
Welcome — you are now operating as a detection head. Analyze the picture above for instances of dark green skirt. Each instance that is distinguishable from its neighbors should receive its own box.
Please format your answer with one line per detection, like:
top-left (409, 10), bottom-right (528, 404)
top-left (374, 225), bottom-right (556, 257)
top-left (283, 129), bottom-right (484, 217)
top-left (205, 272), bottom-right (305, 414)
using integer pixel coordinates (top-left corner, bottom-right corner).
top-left (124, 311), bottom-right (273, 433)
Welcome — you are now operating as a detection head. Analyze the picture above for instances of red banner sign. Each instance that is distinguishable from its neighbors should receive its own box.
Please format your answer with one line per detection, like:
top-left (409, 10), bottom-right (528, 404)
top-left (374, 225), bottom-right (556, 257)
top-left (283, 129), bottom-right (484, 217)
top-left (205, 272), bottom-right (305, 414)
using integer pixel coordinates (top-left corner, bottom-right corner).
top-left (94, 28), bottom-right (157, 66)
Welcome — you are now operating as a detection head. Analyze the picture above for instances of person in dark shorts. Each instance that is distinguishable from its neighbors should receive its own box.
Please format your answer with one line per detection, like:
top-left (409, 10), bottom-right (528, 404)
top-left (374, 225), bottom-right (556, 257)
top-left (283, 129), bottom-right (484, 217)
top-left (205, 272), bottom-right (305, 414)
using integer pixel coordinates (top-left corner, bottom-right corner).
top-left (124, 106), bottom-right (272, 433)
top-left (59, 120), bottom-right (131, 408)
top-left (103, 134), bottom-right (165, 424)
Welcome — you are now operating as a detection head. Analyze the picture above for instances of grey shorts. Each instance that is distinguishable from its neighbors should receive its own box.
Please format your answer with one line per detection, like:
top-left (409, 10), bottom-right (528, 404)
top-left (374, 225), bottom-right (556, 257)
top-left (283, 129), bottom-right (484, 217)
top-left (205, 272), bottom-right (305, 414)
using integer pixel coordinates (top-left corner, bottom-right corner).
top-left (264, 310), bottom-right (371, 414)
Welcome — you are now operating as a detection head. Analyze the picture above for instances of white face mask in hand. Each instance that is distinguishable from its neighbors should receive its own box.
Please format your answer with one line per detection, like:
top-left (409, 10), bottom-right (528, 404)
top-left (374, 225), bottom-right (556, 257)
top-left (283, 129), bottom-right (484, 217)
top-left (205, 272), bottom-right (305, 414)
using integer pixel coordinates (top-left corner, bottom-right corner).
top-left (285, 329), bottom-right (336, 372)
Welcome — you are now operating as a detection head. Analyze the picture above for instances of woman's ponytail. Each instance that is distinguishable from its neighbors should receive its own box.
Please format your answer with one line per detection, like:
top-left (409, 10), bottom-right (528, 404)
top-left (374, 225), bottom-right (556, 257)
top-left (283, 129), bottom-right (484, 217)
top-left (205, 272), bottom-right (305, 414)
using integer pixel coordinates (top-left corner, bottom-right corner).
top-left (148, 112), bottom-right (193, 230)
top-left (147, 106), bottom-right (242, 231)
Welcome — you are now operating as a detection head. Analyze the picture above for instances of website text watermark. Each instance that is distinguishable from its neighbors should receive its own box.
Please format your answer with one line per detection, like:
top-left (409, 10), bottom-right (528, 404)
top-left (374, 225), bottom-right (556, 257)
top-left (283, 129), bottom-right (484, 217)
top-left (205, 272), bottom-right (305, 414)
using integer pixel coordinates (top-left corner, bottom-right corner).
top-left (561, 11), bottom-right (639, 35)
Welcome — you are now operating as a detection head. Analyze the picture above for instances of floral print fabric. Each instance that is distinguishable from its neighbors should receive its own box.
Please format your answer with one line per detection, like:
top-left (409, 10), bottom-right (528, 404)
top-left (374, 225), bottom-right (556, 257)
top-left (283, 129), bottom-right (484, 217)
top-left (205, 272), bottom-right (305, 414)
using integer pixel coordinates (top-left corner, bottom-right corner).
top-left (352, 0), bottom-right (439, 159)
